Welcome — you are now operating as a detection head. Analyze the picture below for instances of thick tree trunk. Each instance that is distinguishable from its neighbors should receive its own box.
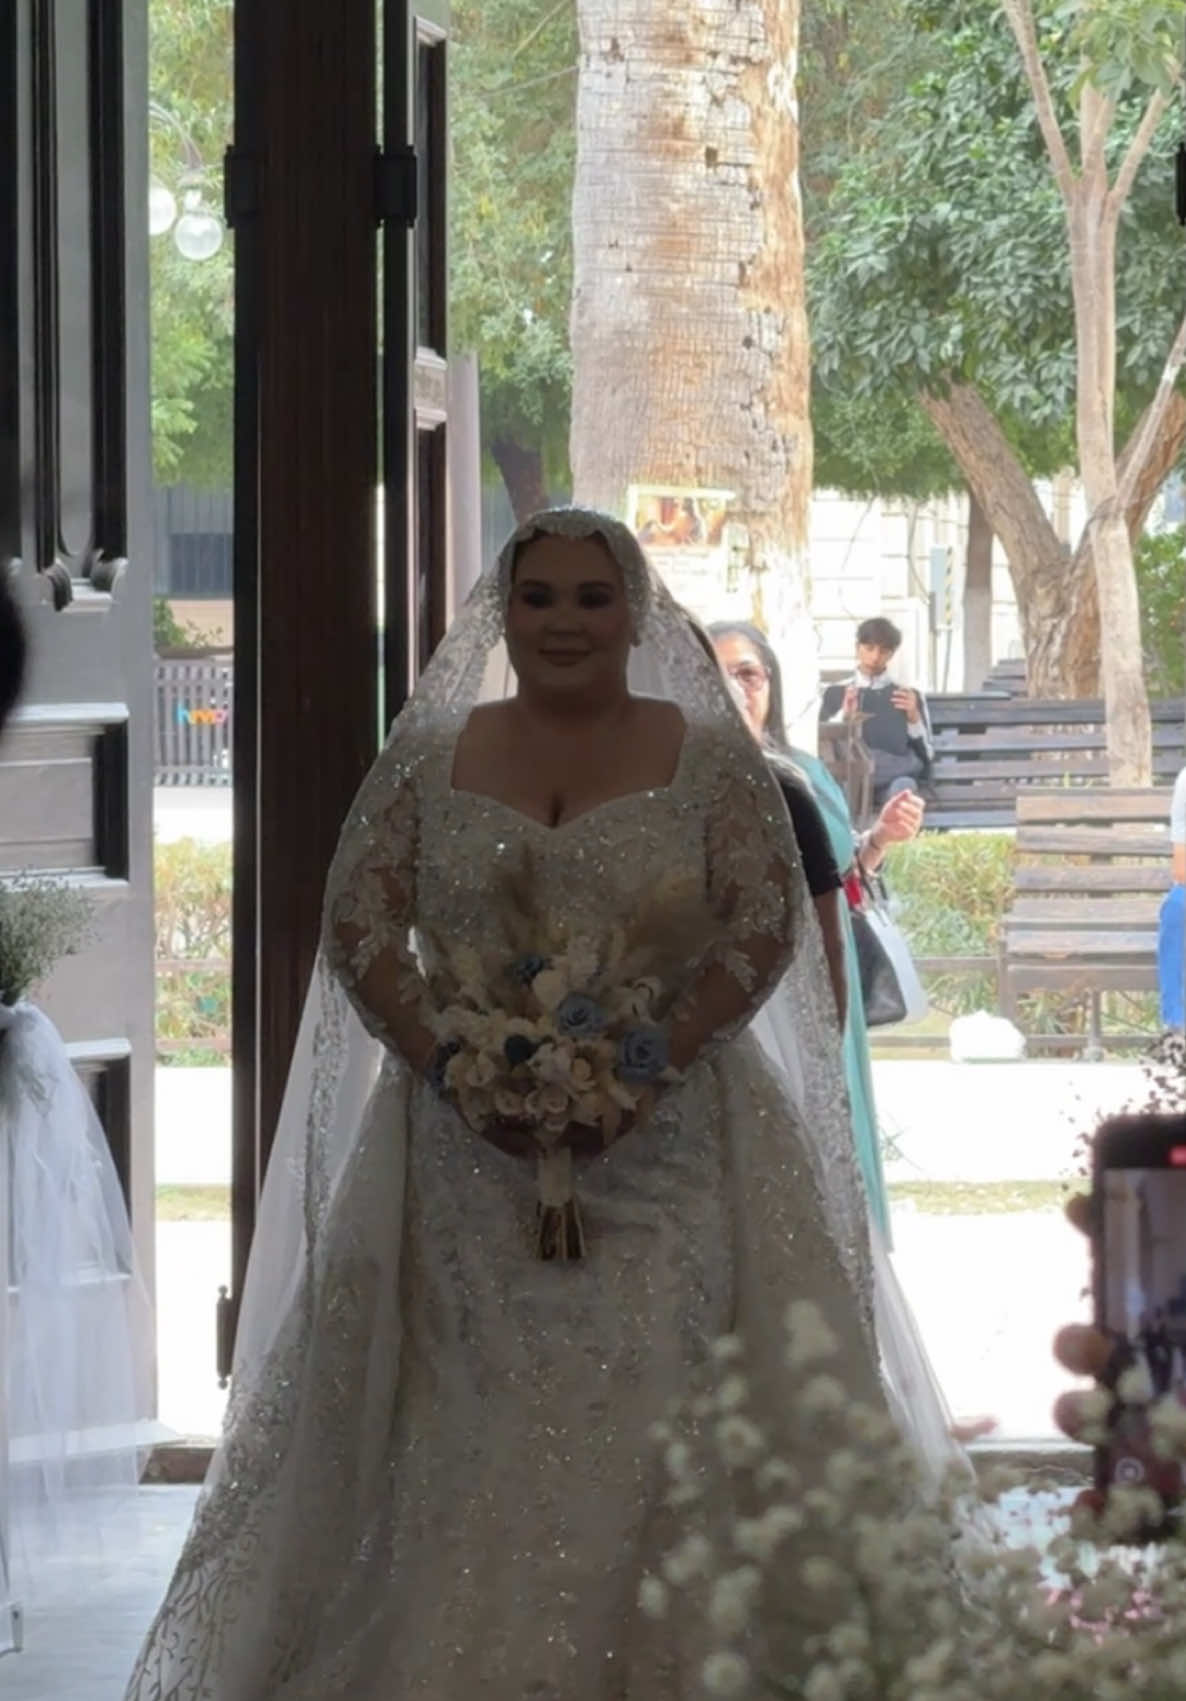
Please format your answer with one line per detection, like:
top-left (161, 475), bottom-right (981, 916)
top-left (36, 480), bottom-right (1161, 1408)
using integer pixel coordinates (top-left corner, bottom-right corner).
top-left (570, 0), bottom-right (814, 691)
top-left (962, 491), bottom-right (994, 691)
top-left (1068, 176), bottom-right (1152, 785)
top-left (490, 436), bottom-right (548, 524)
top-left (921, 383), bottom-right (1099, 696)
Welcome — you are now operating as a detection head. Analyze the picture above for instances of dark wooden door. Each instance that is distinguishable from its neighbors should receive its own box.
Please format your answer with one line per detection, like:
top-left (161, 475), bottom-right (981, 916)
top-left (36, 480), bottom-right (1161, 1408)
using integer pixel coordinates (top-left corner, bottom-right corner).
top-left (222, 0), bottom-right (448, 1376)
top-left (0, 1), bottom-right (156, 1317)
top-left (382, 0), bottom-right (451, 728)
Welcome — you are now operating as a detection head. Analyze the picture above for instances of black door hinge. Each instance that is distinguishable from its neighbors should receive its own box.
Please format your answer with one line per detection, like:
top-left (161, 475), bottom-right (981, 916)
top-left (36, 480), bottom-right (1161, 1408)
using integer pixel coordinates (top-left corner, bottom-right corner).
top-left (224, 147), bottom-right (261, 229)
top-left (375, 147), bottom-right (418, 228)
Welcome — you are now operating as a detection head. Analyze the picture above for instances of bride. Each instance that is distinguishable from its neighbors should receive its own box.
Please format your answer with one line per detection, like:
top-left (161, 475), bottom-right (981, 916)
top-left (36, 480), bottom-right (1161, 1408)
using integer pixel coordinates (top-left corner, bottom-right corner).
top-left (126, 509), bottom-right (898, 1701)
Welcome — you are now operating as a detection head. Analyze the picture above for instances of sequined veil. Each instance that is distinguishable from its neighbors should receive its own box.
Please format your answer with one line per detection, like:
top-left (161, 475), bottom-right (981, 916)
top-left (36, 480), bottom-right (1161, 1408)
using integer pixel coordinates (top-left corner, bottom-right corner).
top-left (231, 506), bottom-right (870, 1382)
top-left (124, 508), bottom-right (898, 1701)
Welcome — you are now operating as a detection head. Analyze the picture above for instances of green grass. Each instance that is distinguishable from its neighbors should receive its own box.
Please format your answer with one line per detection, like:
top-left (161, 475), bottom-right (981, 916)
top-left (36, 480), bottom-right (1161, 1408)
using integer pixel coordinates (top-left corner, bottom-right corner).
top-left (155, 1185), bottom-right (230, 1221)
top-left (888, 1179), bottom-right (1075, 1216)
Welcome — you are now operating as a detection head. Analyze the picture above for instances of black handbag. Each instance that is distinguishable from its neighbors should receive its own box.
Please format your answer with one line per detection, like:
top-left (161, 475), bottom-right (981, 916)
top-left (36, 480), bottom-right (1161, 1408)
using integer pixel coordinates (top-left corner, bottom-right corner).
top-left (850, 905), bottom-right (907, 1027)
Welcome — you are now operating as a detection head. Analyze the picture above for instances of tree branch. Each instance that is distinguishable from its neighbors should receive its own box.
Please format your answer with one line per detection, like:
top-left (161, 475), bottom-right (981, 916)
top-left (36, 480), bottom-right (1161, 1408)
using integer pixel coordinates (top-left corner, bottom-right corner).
top-left (1115, 304), bottom-right (1186, 514)
top-left (1108, 88), bottom-right (1169, 217)
top-left (1000, 0), bottom-right (1076, 203)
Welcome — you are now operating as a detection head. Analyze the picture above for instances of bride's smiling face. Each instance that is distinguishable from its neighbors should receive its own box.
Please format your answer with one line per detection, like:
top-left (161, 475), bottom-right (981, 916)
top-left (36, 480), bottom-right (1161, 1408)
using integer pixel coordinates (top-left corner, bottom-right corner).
top-left (506, 533), bottom-right (633, 698)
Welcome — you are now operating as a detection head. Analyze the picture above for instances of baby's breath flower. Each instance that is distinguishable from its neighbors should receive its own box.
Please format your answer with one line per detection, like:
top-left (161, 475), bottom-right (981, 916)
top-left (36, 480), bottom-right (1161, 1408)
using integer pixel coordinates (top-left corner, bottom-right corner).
top-left (716, 1374), bottom-right (749, 1412)
top-left (844, 1403), bottom-right (897, 1448)
top-left (798, 1375), bottom-right (847, 1419)
top-left (710, 1334), bottom-right (745, 1364)
top-left (755, 1456), bottom-right (798, 1494)
top-left (637, 1574), bottom-right (669, 1619)
top-left (733, 1504), bottom-right (804, 1562)
top-left (665, 1479), bottom-right (703, 1510)
top-left (716, 1415), bottom-right (765, 1469)
top-left (903, 1638), bottom-right (954, 1688)
top-left (1116, 1360), bottom-right (1155, 1405)
top-left (661, 1533), bottom-right (712, 1587)
top-left (828, 1621), bottom-right (869, 1660)
top-left (801, 1555), bottom-right (844, 1593)
top-left (664, 1441), bottom-right (692, 1481)
top-left (802, 1662), bottom-right (845, 1701)
top-left (803, 1487), bottom-right (843, 1528)
top-left (648, 1419), bottom-right (673, 1446)
top-left (707, 1566), bottom-right (763, 1637)
top-left (1149, 1393), bottom-right (1186, 1458)
top-left (824, 1448), bottom-right (864, 1496)
top-left (1030, 1651), bottom-right (1074, 1687)
top-left (784, 1299), bottom-right (840, 1369)
top-left (701, 1651), bottom-right (750, 1697)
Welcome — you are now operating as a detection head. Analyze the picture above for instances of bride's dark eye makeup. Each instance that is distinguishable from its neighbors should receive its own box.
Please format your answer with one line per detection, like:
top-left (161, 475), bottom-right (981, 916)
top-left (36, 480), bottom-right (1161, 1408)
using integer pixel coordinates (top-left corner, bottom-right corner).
top-left (516, 581), bottom-right (617, 610)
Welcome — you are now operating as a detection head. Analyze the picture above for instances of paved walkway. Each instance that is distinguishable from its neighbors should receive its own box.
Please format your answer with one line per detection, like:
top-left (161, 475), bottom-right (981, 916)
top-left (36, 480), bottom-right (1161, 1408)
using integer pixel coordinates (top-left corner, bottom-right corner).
top-left (152, 1058), bottom-right (1150, 1442)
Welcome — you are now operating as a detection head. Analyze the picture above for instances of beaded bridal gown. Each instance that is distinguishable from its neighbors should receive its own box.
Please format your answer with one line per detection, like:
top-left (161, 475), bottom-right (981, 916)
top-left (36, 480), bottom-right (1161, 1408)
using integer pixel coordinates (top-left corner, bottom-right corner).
top-left (125, 512), bottom-right (894, 1701)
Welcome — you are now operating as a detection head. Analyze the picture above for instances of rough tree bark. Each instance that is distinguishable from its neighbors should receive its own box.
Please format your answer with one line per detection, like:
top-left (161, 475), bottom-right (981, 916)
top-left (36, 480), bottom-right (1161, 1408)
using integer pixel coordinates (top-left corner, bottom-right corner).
top-left (962, 491), bottom-right (994, 692)
top-left (923, 380), bottom-right (1186, 701)
top-left (569, 0), bottom-right (814, 690)
top-left (490, 437), bottom-right (548, 524)
top-left (921, 383), bottom-right (1100, 696)
top-left (999, 0), bottom-right (1186, 783)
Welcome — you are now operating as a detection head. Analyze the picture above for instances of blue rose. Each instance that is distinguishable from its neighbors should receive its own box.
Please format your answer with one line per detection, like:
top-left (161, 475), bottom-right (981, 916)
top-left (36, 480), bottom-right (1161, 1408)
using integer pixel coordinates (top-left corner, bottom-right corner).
top-left (616, 1025), bottom-right (669, 1084)
top-left (504, 1032), bottom-right (540, 1068)
top-left (510, 954), bottom-right (550, 986)
top-left (555, 993), bottom-right (608, 1039)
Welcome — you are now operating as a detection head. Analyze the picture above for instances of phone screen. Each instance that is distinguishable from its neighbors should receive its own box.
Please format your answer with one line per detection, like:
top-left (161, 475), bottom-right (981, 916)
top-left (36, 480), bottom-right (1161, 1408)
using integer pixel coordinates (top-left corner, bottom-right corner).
top-left (1097, 1153), bottom-right (1186, 1525)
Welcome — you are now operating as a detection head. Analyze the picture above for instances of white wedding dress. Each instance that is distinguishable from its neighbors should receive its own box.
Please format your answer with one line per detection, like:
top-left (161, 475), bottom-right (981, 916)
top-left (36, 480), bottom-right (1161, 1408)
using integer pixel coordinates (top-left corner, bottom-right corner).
top-left (124, 511), bottom-right (913, 1700)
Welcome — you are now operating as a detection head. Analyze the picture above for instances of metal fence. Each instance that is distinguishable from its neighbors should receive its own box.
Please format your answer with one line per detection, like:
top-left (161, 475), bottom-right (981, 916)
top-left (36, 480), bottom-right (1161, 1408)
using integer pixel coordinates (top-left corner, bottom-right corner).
top-left (155, 656), bottom-right (233, 785)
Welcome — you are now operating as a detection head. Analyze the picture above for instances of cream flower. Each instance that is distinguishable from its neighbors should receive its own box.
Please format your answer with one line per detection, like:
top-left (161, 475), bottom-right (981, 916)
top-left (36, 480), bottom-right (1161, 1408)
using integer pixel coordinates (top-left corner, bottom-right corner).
top-left (530, 967), bottom-right (568, 1012)
top-left (1149, 1392), bottom-right (1186, 1458)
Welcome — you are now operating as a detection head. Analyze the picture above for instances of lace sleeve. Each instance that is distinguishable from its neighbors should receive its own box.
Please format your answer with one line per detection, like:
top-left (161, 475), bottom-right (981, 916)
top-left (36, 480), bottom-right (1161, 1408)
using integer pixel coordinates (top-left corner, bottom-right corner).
top-left (321, 740), bottom-right (437, 1074)
top-left (668, 729), bottom-right (802, 1072)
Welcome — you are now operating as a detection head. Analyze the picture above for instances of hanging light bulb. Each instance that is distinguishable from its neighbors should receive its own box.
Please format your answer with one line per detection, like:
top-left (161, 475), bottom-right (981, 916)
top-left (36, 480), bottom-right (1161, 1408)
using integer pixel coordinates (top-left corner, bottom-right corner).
top-left (173, 191), bottom-right (224, 261)
top-left (148, 178), bottom-right (177, 237)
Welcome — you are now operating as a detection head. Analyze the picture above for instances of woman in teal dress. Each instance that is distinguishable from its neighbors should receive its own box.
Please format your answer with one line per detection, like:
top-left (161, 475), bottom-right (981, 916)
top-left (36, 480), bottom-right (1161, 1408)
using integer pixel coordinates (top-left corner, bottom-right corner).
top-left (709, 623), bottom-right (923, 1245)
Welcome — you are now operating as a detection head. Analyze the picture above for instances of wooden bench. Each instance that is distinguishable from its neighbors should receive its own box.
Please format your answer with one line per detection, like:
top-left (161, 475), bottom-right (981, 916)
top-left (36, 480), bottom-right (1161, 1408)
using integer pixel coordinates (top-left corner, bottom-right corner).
top-left (924, 697), bottom-right (1186, 830)
top-left (1000, 789), bottom-right (1173, 1053)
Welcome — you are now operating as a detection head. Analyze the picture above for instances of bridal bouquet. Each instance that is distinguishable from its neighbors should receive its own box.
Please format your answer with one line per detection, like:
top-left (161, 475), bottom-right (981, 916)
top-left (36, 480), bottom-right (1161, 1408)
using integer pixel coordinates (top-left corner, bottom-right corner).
top-left (422, 853), bottom-right (716, 1259)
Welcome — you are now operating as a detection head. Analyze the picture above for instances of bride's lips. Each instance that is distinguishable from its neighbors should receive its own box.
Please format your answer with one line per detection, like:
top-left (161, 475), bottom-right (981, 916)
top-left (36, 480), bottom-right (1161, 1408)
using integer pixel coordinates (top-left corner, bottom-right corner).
top-left (539, 649), bottom-right (591, 665)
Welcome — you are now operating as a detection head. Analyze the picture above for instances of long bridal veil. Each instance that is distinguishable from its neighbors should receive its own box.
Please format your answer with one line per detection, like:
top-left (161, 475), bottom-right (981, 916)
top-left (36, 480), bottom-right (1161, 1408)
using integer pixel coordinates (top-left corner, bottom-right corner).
top-left (230, 508), bottom-right (871, 1395)
top-left (1, 1002), bottom-right (151, 1632)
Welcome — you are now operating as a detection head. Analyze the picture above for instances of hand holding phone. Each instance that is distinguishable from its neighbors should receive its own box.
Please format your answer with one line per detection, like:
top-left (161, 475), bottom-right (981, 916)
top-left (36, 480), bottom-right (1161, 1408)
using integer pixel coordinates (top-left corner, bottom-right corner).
top-left (1081, 1113), bottom-right (1186, 1539)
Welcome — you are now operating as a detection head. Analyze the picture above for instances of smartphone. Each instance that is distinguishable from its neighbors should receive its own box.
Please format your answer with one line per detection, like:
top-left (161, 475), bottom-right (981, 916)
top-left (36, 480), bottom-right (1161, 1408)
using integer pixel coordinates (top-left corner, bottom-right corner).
top-left (1092, 1112), bottom-right (1186, 1537)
